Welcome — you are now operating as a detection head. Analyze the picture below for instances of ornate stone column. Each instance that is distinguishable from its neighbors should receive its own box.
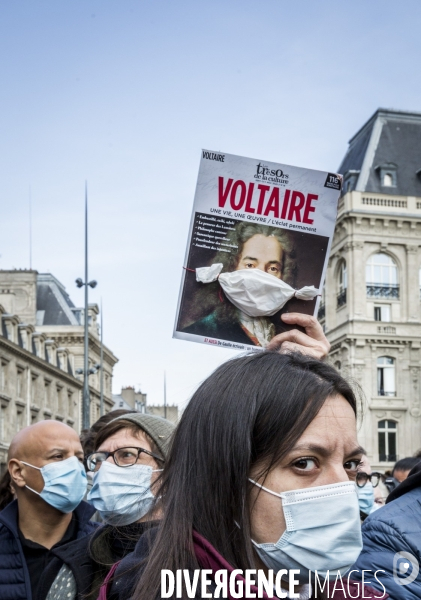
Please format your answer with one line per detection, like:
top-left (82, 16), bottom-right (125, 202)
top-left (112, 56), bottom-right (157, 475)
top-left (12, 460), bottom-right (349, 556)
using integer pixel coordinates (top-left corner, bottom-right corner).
top-left (406, 245), bottom-right (419, 322)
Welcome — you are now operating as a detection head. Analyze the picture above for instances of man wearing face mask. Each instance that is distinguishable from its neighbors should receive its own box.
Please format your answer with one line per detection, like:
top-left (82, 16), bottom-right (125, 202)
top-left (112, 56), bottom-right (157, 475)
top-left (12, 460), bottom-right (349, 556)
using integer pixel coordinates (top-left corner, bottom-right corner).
top-left (0, 420), bottom-right (96, 600)
top-left (42, 412), bottom-right (175, 600)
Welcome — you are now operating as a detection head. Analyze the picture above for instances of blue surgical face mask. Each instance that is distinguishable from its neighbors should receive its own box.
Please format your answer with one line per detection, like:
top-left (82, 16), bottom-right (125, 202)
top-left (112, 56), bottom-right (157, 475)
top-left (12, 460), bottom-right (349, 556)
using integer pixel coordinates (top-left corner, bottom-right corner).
top-left (249, 480), bottom-right (363, 583)
top-left (87, 461), bottom-right (161, 526)
top-left (357, 481), bottom-right (375, 515)
top-left (22, 456), bottom-right (87, 513)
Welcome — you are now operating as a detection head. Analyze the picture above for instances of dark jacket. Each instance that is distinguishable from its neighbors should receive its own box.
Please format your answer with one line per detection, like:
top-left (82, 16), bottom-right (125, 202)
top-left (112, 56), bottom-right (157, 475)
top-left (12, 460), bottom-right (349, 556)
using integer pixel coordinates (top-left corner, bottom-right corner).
top-left (0, 499), bottom-right (97, 600)
top-left (108, 528), bottom-right (384, 600)
top-left (107, 527), bottom-right (157, 600)
top-left (43, 520), bottom-right (157, 600)
top-left (351, 467), bottom-right (421, 600)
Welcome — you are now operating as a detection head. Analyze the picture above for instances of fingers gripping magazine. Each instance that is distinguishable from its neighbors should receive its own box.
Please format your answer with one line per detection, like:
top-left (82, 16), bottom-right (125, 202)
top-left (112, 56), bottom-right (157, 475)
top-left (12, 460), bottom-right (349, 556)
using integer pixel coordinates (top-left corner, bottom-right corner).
top-left (174, 150), bottom-right (341, 350)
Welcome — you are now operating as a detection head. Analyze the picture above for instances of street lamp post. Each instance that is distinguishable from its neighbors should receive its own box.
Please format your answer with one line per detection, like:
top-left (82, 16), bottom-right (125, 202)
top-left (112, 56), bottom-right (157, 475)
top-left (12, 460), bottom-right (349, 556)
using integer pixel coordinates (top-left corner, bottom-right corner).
top-left (164, 371), bottom-right (167, 419)
top-left (76, 185), bottom-right (97, 430)
top-left (99, 299), bottom-right (104, 417)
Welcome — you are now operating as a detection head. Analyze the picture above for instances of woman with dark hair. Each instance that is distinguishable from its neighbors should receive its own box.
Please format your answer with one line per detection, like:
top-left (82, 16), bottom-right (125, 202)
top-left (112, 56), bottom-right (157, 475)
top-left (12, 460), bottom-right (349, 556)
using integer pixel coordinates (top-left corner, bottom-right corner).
top-left (106, 352), bottom-right (385, 600)
top-left (43, 413), bottom-right (175, 600)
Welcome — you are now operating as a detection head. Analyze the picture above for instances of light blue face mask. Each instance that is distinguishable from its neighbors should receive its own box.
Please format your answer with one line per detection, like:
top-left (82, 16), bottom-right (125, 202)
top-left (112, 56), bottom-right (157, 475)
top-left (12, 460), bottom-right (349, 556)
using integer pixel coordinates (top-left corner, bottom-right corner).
top-left (87, 461), bottom-right (161, 525)
top-left (249, 480), bottom-right (363, 583)
top-left (357, 481), bottom-right (375, 515)
top-left (22, 456), bottom-right (87, 513)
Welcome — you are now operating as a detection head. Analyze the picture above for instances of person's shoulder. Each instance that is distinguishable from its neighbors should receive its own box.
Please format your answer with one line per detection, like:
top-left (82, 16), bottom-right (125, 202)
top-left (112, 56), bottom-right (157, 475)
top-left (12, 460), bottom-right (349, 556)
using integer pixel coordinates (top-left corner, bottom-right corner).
top-left (110, 526), bottom-right (159, 599)
top-left (0, 499), bottom-right (19, 536)
top-left (358, 490), bottom-right (421, 562)
top-left (74, 500), bottom-right (100, 536)
top-left (364, 485), bottom-right (421, 531)
top-left (120, 525), bottom-right (159, 566)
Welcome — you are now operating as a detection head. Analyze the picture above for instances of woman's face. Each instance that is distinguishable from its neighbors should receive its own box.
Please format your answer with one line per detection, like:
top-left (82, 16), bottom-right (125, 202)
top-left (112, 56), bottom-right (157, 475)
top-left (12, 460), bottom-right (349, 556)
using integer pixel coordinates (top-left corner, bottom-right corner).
top-left (96, 427), bottom-right (160, 480)
top-left (249, 394), bottom-right (363, 545)
top-left (95, 427), bottom-right (162, 522)
top-left (97, 427), bottom-right (158, 464)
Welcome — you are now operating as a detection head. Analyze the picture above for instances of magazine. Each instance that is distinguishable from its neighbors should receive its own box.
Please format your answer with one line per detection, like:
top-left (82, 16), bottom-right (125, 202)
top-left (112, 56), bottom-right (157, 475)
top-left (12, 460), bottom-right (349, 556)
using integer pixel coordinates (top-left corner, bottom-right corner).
top-left (173, 150), bottom-right (341, 351)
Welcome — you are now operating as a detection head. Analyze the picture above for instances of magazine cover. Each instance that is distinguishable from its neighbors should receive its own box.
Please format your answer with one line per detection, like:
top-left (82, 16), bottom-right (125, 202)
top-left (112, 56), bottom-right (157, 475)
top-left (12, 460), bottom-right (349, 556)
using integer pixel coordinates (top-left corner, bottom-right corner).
top-left (173, 150), bottom-right (342, 351)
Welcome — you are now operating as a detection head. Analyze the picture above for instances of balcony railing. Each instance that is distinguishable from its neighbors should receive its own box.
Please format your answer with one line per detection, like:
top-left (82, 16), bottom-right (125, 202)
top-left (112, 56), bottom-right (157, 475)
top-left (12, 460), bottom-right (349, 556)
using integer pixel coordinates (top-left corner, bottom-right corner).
top-left (337, 289), bottom-right (347, 308)
top-left (366, 283), bottom-right (399, 299)
top-left (377, 326), bottom-right (396, 334)
top-left (317, 303), bottom-right (325, 320)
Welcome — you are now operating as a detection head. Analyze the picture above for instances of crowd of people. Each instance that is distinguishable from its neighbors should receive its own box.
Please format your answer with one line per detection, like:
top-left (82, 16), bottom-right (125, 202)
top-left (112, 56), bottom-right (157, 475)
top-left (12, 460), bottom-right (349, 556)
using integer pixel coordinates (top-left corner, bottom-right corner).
top-left (1, 313), bottom-right (421, 600)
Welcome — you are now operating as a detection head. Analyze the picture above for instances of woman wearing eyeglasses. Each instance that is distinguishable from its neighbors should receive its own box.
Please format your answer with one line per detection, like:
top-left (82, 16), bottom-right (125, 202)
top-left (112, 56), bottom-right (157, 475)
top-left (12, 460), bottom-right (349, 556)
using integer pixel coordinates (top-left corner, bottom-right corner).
top-left (45, 413), bottom-right (174, 600)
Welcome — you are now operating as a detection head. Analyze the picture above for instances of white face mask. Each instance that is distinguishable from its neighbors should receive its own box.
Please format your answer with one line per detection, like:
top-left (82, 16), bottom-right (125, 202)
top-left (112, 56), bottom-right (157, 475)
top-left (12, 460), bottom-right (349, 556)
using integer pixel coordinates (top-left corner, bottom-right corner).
top-left (195, 263), bottom-right (319, 318)
top-left (87, 461), bottom-right (161, 526)
top-left (22, 456), bottom-right (87, 514)
top-left (249, 480), bottom-right (362, 583)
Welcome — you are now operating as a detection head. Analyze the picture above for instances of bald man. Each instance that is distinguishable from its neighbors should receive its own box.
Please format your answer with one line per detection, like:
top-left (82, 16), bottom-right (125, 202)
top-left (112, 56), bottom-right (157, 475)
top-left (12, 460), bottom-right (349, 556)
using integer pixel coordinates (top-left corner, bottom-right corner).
top-left (0, 420), bottom-right (97, 600)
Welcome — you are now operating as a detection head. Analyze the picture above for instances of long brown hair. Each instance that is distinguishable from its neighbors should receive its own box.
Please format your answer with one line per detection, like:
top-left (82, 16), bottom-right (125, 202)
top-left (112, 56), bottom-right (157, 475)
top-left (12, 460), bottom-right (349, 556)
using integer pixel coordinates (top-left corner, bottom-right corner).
top-left (132, 352), bottom-right (359, 600)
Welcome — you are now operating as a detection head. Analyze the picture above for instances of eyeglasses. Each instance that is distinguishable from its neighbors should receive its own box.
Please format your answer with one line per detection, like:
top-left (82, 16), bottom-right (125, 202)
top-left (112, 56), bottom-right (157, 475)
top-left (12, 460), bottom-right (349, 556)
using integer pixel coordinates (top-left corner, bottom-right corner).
top-left (87, 446), bottom-right (164, 471)
top-left (356, 471), bottom-right (383, 488)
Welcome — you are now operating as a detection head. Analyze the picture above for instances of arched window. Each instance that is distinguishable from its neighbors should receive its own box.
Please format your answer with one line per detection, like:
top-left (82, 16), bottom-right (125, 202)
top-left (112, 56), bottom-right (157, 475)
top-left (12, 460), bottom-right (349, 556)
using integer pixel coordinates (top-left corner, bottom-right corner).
top-left (383, 173), bottom-right (393, 187)
top-left (317, 286), bottom-right (326, 321)
top-left (366, 253), bottom-right (399, 299)
top-left (378, 420), bottom-right (397, 462)
top-left (377, 356), bottom-right (396, 397)
top-left (337, 261), bottom-right (347, 308)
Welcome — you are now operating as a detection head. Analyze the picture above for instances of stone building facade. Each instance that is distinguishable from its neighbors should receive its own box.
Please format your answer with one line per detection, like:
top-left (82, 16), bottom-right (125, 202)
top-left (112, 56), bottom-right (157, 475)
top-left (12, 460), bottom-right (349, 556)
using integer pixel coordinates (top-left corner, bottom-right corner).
top-left (320, 109), bottom-right (421, 471)
top-left (0, 270), bottom-right (118, 471)
top-left (113, 386), bottom-right (179, 424)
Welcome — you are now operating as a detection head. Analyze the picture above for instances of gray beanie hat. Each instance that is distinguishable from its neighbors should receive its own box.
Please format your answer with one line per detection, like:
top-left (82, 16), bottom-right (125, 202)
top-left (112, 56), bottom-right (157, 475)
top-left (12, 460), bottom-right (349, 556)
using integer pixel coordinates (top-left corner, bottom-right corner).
top-left (110, 412), bottom-right (175, 459)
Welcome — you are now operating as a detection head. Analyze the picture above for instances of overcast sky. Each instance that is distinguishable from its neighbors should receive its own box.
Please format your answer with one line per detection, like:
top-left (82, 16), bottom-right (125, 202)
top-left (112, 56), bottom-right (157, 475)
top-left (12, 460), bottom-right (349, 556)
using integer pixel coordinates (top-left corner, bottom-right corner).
top-left (0, 1), bottom-right (420, 409)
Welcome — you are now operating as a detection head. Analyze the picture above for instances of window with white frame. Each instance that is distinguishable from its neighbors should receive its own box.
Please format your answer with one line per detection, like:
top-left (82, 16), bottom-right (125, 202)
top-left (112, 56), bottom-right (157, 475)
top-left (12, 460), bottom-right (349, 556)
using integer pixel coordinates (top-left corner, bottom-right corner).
top-left (377, 356), bottom-right (396, 396)
top-left (0, 361), bottom-right (6, 391)
top-left (16, 410), bottom-right (24, 432)
top-left (0, 405), bottom-right (5, 439)
top-left (337, 261), bottom-right (347, 308)
top-left (31, 374), bottom-right (38, 404)
top-left (68, 392), bottom-right (73, 418)
top-left (366, 253), bottom-right (397, 285)
top-left (366, 253), bottom-right (399, 299)
top-left (44, 380), bottom-right (50, 405)
top-left (374, 305), bottom-right (391, 322)
top-left (378, 420), bottom-right (397, 462)
top-left (318, 286), bottom-right (326, 321)
top-left (339, 261), bottom-right (347, 291)
top-left (17, 369), bottom-right (24, 399)
top-left (56, 386), bottom-right (63, 414)
top-left (383, 173), bottom-right (393, 187)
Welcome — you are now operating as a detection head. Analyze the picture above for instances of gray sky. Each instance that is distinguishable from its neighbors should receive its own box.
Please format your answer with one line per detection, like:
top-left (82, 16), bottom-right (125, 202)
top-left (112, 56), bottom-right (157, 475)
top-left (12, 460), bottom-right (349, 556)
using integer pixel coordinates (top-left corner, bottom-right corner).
top-left (1, 1), bottom-right (420, 409)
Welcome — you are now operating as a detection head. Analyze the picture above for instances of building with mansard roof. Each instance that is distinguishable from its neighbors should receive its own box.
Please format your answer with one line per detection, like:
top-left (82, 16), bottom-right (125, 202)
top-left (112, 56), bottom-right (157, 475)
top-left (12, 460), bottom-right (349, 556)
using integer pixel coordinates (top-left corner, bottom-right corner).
top-left (112, 386), bottom-right (179, 424)
top-left (320, 108), bottom-right (421, 470)
top-left (0, 270), bottom-right (118, 472)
